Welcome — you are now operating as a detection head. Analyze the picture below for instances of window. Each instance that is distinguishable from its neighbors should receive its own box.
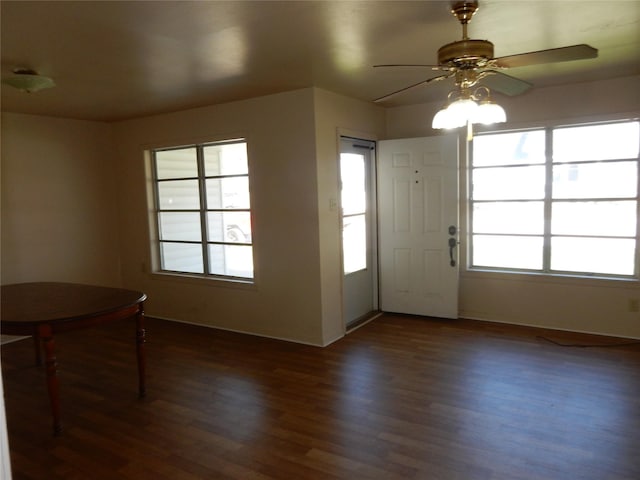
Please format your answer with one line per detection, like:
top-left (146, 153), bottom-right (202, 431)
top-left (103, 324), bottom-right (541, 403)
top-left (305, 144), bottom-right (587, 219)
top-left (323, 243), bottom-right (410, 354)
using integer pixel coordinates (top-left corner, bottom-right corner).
top-left (470, 120), bottom-right (639, 278)
top-left (151, 139), bottom-right (254, 280)
top-left (340, 152), bottom-right (368, 274)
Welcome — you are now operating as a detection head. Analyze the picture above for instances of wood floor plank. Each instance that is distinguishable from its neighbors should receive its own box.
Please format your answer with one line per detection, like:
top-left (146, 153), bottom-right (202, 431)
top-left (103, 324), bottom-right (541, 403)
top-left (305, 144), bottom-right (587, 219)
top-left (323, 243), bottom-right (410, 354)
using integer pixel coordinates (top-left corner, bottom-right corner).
top-left (2, 314), bottom-right (639, 479)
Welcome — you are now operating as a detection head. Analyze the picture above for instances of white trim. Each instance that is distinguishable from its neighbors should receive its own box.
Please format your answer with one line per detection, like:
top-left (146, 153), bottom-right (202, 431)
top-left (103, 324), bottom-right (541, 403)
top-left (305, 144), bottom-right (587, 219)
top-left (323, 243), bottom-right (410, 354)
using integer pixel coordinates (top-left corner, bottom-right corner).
top-left (473, 110), bottom-right (640, 137)
top-left (147, 315), bottom-right (328, 347)
top-left (460, 314), bottom-right (640, 341)
top-left (346, 311), bottom-right (384, 334)
top-left (467, 119), bottom-right (640, 279)
top-left (321, 332), bottom-right (345, 347)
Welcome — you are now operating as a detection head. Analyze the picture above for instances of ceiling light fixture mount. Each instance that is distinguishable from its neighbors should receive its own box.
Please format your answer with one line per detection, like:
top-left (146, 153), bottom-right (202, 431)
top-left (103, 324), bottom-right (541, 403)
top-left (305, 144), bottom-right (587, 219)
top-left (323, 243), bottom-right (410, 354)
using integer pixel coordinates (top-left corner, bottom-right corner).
top-left (2, 68), bottom-right (56, 93)
top-left (438, 1), bottom-right (493, 67)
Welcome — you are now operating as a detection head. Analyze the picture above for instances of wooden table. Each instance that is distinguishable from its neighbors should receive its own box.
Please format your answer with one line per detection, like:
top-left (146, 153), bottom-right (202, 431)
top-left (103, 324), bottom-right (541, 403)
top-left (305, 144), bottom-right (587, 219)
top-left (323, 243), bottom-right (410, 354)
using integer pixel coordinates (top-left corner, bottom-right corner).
top-left (1, 282), bottom-right (147, 435)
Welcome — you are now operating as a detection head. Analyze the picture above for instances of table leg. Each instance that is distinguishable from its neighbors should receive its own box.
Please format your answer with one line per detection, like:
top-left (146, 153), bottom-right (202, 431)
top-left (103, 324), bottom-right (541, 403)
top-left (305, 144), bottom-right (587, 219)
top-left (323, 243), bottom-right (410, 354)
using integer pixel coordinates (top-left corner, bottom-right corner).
top-left (135, 309), bottom-right (146, 398)
top-left (38, 324), bottom-right (62, 436)
top-left (33, 332), bottom-right (43, 367)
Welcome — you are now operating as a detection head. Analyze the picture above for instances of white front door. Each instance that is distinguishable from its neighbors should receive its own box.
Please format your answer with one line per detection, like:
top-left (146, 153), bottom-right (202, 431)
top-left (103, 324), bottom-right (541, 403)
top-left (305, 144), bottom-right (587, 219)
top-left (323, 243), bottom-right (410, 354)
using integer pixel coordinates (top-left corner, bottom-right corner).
top-left (340, 138), bottom-right (378, 326)
top-left (378, 135), bottom-right (459, 318)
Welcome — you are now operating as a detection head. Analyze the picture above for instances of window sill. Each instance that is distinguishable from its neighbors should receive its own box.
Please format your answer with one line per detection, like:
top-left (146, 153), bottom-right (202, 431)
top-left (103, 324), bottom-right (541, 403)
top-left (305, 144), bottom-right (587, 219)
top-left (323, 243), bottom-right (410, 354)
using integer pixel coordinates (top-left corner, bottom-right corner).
top-left (149, 271), bottom-right (257, 291)
top-left (462, 268), bottom-right (639, 289)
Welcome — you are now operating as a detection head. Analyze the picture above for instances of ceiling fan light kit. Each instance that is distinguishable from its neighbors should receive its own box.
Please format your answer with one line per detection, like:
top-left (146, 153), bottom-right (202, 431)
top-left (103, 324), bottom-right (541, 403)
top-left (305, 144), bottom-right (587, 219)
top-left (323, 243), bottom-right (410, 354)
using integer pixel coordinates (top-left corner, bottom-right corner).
top-left (475, 99), bottom-right (506, 125)
top-left (2, 68), bottom-right (56, 93)
top-left (432, 85), bottom-right (505, 130)
top-left (374, 0), bottom-right (598, 139)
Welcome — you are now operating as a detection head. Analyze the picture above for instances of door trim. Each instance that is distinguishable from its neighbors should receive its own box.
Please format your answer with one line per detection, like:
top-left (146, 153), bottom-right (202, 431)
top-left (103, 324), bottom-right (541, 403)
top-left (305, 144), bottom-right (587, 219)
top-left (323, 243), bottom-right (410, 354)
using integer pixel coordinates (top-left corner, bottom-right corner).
top-left (339, 136), bottom-right (380, 328)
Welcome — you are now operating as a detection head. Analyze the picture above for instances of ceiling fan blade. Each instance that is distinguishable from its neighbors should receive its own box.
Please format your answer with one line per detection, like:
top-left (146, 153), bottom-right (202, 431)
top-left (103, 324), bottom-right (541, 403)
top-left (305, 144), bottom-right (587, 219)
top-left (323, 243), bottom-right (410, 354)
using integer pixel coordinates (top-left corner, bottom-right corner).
top-left (374, 64), bottom-right (446, 70)
top-left (373, 73), bottom-right (453, 103)
top-left (481, 70), bottom-right (533, 96)
top-left (494, 44), bottom-right (598, 69)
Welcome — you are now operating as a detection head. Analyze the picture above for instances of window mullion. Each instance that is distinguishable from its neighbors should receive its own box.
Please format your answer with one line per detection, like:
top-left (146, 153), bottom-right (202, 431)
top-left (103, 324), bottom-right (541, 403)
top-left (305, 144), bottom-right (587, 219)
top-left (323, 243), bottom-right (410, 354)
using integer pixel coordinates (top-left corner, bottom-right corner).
top-left (543, 128), bottom-right (553, 272)
top-left (151, 151), bottom-right (165, 265)
top-left (196, 146), bottom-right (210, 275)
top-left (635, 154), bottom-right (640, 277)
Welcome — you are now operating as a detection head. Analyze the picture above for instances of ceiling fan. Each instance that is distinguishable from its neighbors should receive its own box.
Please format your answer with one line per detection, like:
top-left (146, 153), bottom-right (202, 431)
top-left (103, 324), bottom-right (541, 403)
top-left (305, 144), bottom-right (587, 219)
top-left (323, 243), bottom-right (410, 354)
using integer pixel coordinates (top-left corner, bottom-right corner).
top-left (373, 0), bottom-right (598, 103)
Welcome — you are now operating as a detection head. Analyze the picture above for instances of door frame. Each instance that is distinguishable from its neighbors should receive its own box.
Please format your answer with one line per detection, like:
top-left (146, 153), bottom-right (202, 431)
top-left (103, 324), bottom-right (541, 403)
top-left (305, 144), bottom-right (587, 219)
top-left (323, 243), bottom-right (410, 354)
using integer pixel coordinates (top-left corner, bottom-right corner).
top-left (338, 135), bottom-right (380, 330)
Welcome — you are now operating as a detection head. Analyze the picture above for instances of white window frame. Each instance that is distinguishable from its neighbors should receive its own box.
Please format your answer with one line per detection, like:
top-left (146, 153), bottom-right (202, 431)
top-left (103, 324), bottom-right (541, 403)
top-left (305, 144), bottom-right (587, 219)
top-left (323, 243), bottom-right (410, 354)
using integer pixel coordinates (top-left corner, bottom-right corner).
top-left (469, 119), bottom-right (640, 280)
top-left (149, 138), bottom-right (254, 282)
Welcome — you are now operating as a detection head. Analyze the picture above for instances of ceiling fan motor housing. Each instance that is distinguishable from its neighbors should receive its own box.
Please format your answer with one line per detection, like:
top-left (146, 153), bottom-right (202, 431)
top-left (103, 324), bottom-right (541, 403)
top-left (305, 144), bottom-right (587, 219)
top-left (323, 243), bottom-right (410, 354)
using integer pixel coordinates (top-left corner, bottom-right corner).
top-left (438, 39), bottom-right (494, 66)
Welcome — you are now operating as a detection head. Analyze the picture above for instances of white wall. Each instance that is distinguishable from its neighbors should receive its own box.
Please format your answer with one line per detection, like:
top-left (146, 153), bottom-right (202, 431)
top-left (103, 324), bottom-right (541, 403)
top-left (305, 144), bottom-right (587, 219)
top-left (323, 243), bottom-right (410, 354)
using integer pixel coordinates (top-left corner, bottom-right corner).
top-left (2, 77), bottom-right (637, 342)
top-left (1, 113), bottom-right (121, 286)
top-left (112, 87), bottom-right (386, 346)
top-left (112, 88), bottom-right (329, 345)
top-left (384, 75), bottom-right (640, 338)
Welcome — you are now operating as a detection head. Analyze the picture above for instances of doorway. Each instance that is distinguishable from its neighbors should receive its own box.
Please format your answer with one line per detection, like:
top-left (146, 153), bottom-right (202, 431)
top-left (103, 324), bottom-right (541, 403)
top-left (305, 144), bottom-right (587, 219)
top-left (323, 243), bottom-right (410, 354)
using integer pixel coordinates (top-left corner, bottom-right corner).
top-left (340, 137), bottom-right (379, 328)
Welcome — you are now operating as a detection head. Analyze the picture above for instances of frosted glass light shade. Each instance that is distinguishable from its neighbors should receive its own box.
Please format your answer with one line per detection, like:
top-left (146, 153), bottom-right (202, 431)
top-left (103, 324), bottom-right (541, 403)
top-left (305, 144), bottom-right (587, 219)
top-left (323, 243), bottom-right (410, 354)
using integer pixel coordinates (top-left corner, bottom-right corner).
top-left (433, 96), bottom-right (507, 130)
top-left (475, 101), bottom-right (507, 125)
top-left (432, 107), bottom-right (452, 129)
top-left (447, 97), bottom-right (478, 123)
top-left (2, 70), bottom-right (55, 93)
top-left (432, 98), bottom-right (478, 129)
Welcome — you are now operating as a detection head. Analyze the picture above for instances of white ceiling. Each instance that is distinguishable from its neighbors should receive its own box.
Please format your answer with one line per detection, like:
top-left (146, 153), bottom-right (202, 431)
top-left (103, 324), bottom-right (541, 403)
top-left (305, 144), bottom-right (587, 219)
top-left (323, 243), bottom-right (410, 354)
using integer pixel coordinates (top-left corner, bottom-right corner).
top-left (2, 0), bottom-right (639, 122)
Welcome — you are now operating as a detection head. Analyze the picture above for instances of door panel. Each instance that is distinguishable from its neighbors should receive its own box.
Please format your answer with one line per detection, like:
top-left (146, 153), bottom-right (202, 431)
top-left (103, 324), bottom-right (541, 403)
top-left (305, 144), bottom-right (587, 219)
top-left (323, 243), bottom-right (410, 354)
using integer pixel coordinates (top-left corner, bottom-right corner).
top-left (379, 135), bottom-right (459, 318)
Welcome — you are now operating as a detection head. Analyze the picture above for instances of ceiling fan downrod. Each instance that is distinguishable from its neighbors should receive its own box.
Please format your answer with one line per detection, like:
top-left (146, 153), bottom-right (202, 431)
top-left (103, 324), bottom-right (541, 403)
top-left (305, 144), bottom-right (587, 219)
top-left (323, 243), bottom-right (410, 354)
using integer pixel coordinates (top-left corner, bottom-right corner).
top-left (450, 1), bottom-right (479, 40)
top-left (439, 1), bottom-right (493, 67)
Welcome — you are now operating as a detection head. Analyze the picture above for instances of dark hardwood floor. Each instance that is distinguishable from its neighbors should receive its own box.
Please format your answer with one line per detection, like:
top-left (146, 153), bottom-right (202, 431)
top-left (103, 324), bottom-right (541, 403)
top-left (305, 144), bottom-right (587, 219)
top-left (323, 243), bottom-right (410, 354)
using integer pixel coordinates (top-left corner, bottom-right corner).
top-left (2, 314), bottom-right (640, 480)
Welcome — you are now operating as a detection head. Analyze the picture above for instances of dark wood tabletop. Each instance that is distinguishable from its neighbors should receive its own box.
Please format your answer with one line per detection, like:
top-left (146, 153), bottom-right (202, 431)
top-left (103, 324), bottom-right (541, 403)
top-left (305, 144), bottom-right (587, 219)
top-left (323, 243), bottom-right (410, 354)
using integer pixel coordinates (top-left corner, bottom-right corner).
top-left (1, 282), bottom-right (146, 331)
top-left (1, 282), bottom-right (147, 435)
